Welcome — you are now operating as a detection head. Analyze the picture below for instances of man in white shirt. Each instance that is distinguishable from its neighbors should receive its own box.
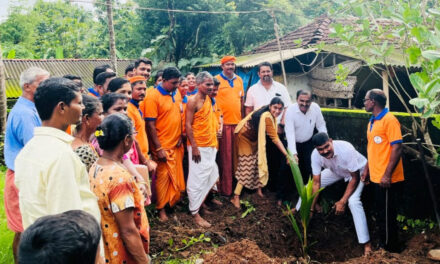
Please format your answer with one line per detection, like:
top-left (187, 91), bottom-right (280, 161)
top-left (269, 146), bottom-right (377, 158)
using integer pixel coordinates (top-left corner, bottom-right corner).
top-left (15, 77), bottom-right (101, 230)
top-left (285, 90), bottom-right (327, 178)
top-left (245, 61), bottom-right (291, 115)
top-left (245, 62), bottom-right (292, 194)
top-left (296, 132), bottom-right (371, 255)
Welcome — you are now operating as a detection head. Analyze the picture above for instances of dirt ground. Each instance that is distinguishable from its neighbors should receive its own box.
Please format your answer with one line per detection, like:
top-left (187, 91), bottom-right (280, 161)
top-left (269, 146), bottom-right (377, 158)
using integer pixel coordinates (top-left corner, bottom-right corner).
top-left (149, 191), bottom-right (440, 263)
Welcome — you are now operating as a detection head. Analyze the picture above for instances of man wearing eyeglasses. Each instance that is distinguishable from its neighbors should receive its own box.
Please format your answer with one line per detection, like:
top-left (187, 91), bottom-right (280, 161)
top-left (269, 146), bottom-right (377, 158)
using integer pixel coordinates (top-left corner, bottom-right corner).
top-left (362, 88), bottom-right (404, 252)
top-left (283, 90), bottom-right (327, 206)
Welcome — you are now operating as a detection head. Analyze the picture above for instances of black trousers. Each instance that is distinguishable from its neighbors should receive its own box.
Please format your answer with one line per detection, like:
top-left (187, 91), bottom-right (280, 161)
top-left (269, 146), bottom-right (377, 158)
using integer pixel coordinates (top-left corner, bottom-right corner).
top-left (266, 134), bottom-right (287, 192)
top-left (372, 181), bottom-right (404, 251)
top-left (296, 139), bottom-right (314, 182)
top-left (275, 139), bottom-right (314, 201)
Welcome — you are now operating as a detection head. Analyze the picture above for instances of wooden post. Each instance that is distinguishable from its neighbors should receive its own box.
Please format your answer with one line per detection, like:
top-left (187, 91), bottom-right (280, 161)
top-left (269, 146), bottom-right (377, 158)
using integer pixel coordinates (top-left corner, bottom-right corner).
top-left (382, 70), bottom-right (390, 109)
top-left (270, 10), bottom-right (287, 87)
top-left (106, 0), bottom-right (117, 72)
top-left (0, 45), bottom-right (7, 133)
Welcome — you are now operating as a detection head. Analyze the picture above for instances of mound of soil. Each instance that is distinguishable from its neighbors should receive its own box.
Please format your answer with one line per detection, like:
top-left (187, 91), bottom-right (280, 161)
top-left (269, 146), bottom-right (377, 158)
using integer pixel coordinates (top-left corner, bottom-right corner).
top-left (203, 239), bottom-right (279, 264)
top-left (148, 191), bottom-right (440, 263)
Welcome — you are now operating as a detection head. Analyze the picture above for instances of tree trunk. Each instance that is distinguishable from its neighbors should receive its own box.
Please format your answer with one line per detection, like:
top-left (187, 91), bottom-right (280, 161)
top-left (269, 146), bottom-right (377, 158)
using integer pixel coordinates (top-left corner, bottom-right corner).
top-left (270, 11), bottom-right (287, 87)
top-left (106, 0), bottom-right (117, 72)
top-left (0, 46), bottom-right (7, 133)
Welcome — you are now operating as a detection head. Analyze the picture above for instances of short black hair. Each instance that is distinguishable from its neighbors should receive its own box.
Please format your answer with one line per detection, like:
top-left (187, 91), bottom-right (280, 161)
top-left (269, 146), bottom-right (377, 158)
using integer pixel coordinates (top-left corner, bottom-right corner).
top-left (125, 63), bottom-right (135, 74)
top-left (257, 61), bottom-right (273, 72)
top-left (93, 64), bottom-right (112, 84)
top-left (367, 89), bottom-right (387, 108)
top-left (101, 93), bottom-right (127, 113)
top-left (213, 78), bottom-right (220, 86)
top-left (154, 70), bottom-right (164, 83)
top-left (312, 132), bottom-right (330, 147)
top-left (296, 89), bottom-right (312, 99)
top-left (95, 72), bottom-right (116, 86)
top-left (162, 67), bottom-right (181, 81)
top-left (107, 77), bottom-right (130, 93)
top-left (18, 210), bottom-right (101, 264)
top-left (34, 78), bottom-right (80, 121)
top-left (134, 58), bottom-right (152, 69)
top-left (63, 74), bottom-right (81, 81)
top-left (96, 113), bottom-right (133, 151)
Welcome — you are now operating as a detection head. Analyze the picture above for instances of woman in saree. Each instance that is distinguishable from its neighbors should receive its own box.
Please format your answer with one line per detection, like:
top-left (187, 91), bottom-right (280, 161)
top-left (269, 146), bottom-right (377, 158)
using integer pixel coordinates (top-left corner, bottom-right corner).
top-left (71, 94), bottom-right (103, 171)
top-left (231, 97), bottom-right (290, 208)
top-left (90, 113), bottom-right (150, 263)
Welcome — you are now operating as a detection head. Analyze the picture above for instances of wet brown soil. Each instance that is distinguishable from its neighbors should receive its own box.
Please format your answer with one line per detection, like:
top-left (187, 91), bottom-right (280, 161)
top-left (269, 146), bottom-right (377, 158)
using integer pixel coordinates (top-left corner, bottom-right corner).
top-left (148, 191), bottom-right (439, 263)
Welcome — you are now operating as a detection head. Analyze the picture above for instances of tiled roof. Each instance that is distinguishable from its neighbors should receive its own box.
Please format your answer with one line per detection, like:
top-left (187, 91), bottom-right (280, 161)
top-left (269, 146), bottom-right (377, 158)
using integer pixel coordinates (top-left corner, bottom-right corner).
top-left (4, 59), bottom-right (133, 98)
top-left (249, 15), bottom-right (401, 54)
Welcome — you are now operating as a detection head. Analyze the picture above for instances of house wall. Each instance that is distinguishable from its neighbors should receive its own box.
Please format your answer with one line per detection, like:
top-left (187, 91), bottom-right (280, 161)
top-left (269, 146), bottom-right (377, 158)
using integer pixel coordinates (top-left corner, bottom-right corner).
top-left (273, 73), bottom-right (311, 102)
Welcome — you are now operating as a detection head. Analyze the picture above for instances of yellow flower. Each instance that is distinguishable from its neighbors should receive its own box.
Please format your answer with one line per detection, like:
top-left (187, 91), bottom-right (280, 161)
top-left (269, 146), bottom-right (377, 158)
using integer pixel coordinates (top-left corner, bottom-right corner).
top-left (95, 130), bottom-right (104, 137)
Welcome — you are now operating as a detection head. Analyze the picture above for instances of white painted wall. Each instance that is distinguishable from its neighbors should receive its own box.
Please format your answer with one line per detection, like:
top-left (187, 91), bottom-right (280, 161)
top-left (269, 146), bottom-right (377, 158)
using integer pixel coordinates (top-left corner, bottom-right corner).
top-left (274, 73), bottom-right (311, 102)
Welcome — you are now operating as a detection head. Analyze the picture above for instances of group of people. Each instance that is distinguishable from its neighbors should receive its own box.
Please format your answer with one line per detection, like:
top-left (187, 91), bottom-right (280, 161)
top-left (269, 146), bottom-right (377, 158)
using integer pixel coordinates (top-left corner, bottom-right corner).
top-left (3, 55), bottom-right (405, 263)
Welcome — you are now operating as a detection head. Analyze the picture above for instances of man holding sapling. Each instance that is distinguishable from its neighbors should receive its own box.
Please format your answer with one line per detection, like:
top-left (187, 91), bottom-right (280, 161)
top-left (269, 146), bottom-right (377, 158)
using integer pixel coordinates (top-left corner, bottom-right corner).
top-left (362, 89), bottom-right (404, 252)
top-left (296, 132), bottom-right (372, 255)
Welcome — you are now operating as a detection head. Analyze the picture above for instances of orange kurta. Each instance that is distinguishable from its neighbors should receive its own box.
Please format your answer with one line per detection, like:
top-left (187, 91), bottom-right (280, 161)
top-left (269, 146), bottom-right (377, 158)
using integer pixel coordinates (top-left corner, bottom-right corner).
top-left (214, 74), bottom-right (244, 125)
top-left (144, 85), bottom-right (184, 209)
top-left (127, 101), bottom-right (149, 158)
top-left (190, 96), bottom-right (218, 148)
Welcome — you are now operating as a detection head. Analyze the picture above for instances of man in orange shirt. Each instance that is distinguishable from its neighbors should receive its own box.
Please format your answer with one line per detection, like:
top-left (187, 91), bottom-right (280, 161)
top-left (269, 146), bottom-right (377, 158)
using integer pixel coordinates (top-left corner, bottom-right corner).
top-left (88, 64), bottom-right (114, 97)
top-left (214, 56), bottom-right (244, 196)
top-left (127, 76), bottom-right (157, 172)
top-left (361, 89), bottom-right (404, 251)
top-left (144, 67), bottom-right (185, 222)
top-left (186, 72), bottom-right (219, 228)
top-left (133, 58), bottom-right (153, 81)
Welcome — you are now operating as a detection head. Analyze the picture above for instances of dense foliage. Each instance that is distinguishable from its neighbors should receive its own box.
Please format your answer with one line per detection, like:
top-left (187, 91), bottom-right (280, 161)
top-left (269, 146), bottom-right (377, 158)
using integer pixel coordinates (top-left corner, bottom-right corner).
top-left (0, 0), bottom-right (328, 65)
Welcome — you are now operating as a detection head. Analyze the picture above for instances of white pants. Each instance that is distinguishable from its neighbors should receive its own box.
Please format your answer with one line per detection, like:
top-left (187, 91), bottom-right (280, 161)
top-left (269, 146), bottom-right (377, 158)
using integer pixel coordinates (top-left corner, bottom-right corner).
top-left (187, 146), bottom-right (219, 215)
top-left (295, 169), bottom-right (370, 244)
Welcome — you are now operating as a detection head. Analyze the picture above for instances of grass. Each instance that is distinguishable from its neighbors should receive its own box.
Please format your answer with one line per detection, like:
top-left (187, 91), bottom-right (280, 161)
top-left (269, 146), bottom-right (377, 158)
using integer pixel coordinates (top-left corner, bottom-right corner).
top-left (0, 166), bottom-right (15, 263)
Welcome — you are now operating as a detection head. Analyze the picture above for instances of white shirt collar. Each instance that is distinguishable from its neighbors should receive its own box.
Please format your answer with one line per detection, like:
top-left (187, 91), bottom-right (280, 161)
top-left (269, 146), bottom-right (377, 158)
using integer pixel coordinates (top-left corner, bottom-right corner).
top-left (34, 126), bottom-right (74, 144)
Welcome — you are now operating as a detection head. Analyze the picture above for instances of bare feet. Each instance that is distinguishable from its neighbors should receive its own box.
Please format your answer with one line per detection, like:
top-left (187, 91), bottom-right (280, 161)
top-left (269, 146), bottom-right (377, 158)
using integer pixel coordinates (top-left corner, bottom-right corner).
top-left (212, 198), bottom-right (223, 206)
top-left (201, 204), bottom-right (213, 215)
top-left (194, 213), bottom-right (211, 228)
top-left (257, 188), bottom-right (264, 198)
top-left (363, 242), bottom-right (372, 256)
top-left (158, 209), bottom-right (169, 222)
top-left (230, 195), bottom-right (240, 209)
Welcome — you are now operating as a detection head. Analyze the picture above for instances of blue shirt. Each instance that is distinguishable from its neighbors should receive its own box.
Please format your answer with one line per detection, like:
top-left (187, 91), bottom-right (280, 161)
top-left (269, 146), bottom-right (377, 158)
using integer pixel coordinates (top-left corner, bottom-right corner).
top-left (4, 97), bottom-right (42, 170)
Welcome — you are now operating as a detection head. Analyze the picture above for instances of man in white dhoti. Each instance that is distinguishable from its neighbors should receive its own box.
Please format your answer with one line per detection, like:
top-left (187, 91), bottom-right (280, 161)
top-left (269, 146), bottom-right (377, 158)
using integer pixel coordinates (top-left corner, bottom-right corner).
top-left (185, 71), bottom-right (219, 228)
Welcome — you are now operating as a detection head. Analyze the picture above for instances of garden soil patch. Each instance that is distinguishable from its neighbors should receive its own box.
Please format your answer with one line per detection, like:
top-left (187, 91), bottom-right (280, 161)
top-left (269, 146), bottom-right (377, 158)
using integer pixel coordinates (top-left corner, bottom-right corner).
top-left (149, 191), bottom-right (440, 263)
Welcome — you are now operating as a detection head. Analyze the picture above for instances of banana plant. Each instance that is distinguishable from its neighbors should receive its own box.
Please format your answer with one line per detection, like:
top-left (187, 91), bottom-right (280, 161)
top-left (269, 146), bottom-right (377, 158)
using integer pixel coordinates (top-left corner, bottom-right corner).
top-left (285, 151), bottom-right (324, 257)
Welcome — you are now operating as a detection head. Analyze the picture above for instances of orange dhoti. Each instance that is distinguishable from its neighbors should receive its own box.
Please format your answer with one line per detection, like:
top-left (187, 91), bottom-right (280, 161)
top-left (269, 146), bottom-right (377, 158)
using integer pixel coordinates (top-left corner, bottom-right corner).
top-left (153, 147), bottom-right (185, 209)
